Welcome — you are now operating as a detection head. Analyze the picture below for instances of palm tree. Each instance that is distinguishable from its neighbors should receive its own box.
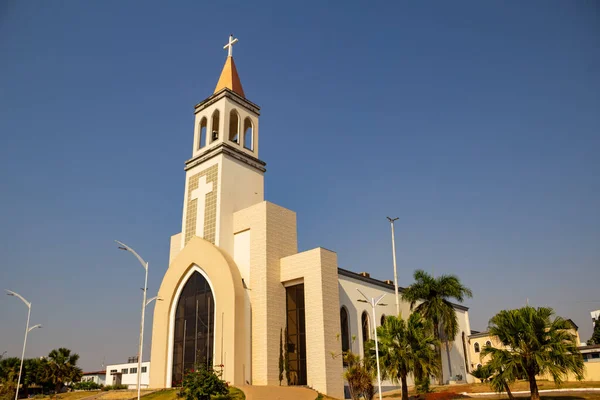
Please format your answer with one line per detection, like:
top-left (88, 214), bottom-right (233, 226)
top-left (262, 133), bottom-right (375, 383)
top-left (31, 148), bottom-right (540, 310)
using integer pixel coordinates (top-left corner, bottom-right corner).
top-left (482, 306), bottom-right (584, 400)
top-left (401, 269), bottom-right (472, 383)
top-left (0, 357), bottom-right (21, 382)
top-left (42, 348), bottom-right (83, 394)
top-left (342, 350), bottom-right (375, 400)
top-left (469, 364), bottom-right (492, 383)
top-left (0, 357), bottom-right (21, 400)
top-left (367, 313), bottom-right (440, 400)
top-left (22, 358), bottom-right (45, 397)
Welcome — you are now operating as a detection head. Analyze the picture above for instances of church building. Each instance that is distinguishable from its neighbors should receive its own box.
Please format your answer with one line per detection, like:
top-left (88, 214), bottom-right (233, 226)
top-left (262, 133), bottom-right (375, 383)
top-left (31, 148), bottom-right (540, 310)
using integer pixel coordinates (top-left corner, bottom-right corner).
top-left (149, 36), bottom-right (475, 398)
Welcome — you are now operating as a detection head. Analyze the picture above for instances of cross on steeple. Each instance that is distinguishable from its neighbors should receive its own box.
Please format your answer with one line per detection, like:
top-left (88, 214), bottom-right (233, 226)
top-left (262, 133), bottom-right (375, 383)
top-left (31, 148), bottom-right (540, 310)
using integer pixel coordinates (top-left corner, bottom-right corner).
top-left (223, 34), bottom-right (238, 57)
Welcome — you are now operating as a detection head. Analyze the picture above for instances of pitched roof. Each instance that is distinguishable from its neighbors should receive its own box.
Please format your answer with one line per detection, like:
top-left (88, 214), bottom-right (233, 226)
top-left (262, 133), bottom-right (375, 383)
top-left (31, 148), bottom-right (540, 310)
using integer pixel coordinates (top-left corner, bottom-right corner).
top-left (82, 370), bottom-right (106, 375)
top-left (214, 56), bottom-right (245, 98)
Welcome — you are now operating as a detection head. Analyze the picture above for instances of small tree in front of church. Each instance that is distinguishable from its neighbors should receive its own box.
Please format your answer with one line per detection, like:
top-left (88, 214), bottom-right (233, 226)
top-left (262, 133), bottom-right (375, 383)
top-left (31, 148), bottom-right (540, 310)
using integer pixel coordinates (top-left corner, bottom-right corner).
top-left (284, 327), bottom-right (290, 385)
top-left (178, 364), bottom-right (228, 400)
top-left (279, 328), bottom-right (284, 385)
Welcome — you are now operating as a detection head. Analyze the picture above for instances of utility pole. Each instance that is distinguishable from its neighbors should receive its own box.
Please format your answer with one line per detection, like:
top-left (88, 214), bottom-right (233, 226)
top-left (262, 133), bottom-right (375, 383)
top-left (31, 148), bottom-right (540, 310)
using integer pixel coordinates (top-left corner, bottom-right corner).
top-left (387, 217), bottom-right (400, 316)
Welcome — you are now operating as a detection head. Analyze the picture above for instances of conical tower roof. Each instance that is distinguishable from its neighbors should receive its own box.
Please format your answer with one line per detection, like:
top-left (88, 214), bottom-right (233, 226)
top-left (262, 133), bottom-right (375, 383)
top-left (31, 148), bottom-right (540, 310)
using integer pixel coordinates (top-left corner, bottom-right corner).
top-left (214, 56), bottom-right (245, 98)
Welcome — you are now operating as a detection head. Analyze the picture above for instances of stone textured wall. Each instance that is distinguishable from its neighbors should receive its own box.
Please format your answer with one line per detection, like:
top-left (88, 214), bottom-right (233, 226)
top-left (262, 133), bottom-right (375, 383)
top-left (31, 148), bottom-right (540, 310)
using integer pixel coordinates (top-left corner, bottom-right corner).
top-left (149, 237), bottom-right (247, 389)
top-left (233, 201), bottom-right (298, 386)
top-left (184, 164), bottom-right (219, 245)
top-left (169, 233), bottom-right (182, 264)
top-left (281, 248), bottom-right (344, 399)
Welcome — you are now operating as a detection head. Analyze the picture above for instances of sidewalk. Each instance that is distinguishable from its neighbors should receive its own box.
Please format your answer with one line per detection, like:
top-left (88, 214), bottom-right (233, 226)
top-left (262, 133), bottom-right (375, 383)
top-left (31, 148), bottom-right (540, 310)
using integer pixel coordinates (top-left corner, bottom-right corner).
top-left (240, 385), bottom-right (318, 400)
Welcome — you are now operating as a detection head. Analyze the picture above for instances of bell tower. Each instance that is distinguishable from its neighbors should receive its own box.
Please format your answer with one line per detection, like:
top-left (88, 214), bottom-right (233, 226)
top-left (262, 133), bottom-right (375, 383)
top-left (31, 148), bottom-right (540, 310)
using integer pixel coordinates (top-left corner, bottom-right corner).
top-left (178, 35), bottom-right (265, 257)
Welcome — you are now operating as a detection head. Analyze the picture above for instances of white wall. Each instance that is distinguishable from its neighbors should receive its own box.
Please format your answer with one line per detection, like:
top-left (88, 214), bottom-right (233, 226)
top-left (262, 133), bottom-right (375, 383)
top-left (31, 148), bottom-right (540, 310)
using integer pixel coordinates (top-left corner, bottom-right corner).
top-left (233, 228), bottom-right (253, 383)
top-left (81, 374), bottom-right (106, 385)
top-left (440, 309), bottom-right (475, 384)
top-left (338, 272), bottom-right (475, 389)
top-left (105, 362), bottom-right (150, 389)
top-left (338, 274), bottom-right (411, 391)
top-left (217, 153), bottom-right (264, 256)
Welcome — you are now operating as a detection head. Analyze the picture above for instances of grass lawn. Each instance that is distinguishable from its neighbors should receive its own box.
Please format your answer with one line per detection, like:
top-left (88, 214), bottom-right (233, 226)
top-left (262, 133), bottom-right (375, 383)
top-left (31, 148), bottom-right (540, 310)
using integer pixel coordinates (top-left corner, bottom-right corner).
top-left (137, 387), bottom-right (244, 400)
top-left (37, 391), bottom-right (102, 400)
top-left (98, 390), bottom-right (156, 400)
top-left (432, 381), bottom-right (600, 394)
top-left (381, 381), bottom-right (600, 400)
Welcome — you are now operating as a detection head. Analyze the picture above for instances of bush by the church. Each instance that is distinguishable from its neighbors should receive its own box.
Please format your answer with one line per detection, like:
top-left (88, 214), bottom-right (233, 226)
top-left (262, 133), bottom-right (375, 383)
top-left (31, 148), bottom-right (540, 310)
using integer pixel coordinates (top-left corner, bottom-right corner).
top-left (101, 384), bottom-right (128, 391)
top-left (177, 365), bottom-right (228, 400)
top-left (72, 381), bottom-right (103, 391)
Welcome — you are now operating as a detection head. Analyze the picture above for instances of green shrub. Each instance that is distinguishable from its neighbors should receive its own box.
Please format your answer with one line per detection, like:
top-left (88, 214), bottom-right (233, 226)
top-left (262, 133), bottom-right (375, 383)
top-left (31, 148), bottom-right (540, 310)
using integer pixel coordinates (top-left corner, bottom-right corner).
top-left (0, 379), bottom-right (16, 400)
top-left (102, 384), bottom-right (128, 391)
top-left (470, 365), bottom-right (493, 383)
top-left (72, 381), bottom-right (102, 391)
top-left (177, 365), bottom-right (228, 400)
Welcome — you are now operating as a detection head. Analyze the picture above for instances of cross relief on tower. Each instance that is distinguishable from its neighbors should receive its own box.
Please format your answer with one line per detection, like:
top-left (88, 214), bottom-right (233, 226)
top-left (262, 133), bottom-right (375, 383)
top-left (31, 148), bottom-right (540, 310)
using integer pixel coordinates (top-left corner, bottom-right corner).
top-left (184, 164), bottom-right (219, 246)
top-left (191, 176), bottom-right (214, 237)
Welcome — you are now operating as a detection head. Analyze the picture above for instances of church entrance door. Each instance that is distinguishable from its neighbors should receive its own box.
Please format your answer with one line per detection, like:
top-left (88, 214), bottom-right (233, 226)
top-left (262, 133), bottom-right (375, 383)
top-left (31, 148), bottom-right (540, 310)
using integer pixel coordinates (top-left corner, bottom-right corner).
top-left (171, 271), bottom-right (215, 386)
top-left (285, 284), bottom-right (307, 386)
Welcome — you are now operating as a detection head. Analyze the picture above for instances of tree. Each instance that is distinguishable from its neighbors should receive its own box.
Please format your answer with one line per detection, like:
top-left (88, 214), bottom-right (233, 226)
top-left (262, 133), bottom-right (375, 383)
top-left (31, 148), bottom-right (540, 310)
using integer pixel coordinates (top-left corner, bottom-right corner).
top-left (342, 350), bottom-right (375, 400)
top-left (0, 357), bottom-right (20, 382)
top-left (587, 319), bottom-right (600, 345)
top-left (0, 357), bottom-right (20, 400)
top-left (284, 328), bottom-right (290, 385)
top-left (41, 348), bottom-right (83, 394)
top-left (401, 269), bottom-right (472, 383)
top-left (482, 306), bottom-right (584, 400)
top-left (279, 328), bottom-right (284, 385)
top-left (366, 313), bottom-right (439, 400)
top-left (22, 358), bottom-right (44, 397)
top-left (470, 364), bottom-right (492, 383)
top-left (178, 364), bottom-right (228, 400)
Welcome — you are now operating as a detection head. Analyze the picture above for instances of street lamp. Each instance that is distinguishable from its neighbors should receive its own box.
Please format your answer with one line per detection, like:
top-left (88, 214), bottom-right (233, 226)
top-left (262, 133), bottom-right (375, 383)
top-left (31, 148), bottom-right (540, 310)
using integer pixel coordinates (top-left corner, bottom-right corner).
top-left (5, 290), bottom-right (42, 400)
top-left (357, 289), bottom-right (385, 400)
top-left (115, 240), bottom-right (150, 400)
top-left (387, 217), bottom-right (400, 316)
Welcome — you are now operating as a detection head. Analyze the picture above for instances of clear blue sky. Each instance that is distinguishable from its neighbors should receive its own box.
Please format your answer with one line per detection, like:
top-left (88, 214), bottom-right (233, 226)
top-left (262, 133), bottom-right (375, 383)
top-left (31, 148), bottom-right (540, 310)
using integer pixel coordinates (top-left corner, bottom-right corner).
top-left (0, 1), bottom-right (598, 371)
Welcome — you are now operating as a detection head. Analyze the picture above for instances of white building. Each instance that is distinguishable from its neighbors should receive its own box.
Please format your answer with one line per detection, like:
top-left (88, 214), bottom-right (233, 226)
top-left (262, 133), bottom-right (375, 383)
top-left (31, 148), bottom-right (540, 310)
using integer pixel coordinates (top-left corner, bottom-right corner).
top-left (81, 370), bottom-right (106, 386)
top-left (105, 361), bottom-right (150, 389)
top-left (339, 269), bottom-right (474, 394)
top-left (145, 35), bottom-right (475, 399)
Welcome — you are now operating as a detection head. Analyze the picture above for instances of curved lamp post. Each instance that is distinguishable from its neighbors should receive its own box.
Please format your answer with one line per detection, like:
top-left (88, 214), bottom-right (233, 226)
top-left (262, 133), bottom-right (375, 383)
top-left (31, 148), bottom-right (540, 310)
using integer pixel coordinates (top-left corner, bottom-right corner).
top-left (5, 290), bottom-right (42, 400)
top-left (116, 241), bottom-right (159, 400)
top-left (357, 289), bottom-right (386, 400)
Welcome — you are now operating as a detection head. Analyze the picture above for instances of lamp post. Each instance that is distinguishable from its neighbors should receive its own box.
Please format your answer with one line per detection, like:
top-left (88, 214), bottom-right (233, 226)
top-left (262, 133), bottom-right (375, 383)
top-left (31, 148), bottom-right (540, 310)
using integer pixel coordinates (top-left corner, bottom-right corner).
top-left (115, 241), bottom-right (150, 400)
top-left (5, 290), bottom-right (42, 400)
top-left (357, 289), bottom-right (385, 400)
top-left (387, 217), bottom-right (400, 316)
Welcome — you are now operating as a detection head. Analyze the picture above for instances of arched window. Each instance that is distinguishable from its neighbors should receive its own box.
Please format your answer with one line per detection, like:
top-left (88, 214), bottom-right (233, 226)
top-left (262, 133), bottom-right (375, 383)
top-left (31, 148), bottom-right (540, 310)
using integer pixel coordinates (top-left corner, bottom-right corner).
top-left (474, 342), bottom-right (480, 353)
top-left (361, 311), bottom-right (370, 345)
top-left (172, 271), bottom-right (214, 385)
top-left (477, 363), bottom-right (482, 369)
top-left (211, 110), bottom-right (220, 142)
top-left (243, 118), bottom-right (253, 151)
top-left (229, 110), bottom-right (239, 144)
top-left (485, 340), bottom-right (492, 347)
top-left (380, 314), bottom-right (386, 326)
top-left (198, 117), bottom-right (207, 149)
top-left (340, 307), bottom-right (350, 360)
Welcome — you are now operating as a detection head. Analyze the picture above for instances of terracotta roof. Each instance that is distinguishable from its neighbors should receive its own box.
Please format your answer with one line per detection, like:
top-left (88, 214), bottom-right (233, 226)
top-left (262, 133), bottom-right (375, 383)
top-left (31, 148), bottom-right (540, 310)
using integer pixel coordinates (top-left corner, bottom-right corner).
top-left (214, 56), bottom-right (245, 98)
top-left (82, 370), bottom-right (106, 375)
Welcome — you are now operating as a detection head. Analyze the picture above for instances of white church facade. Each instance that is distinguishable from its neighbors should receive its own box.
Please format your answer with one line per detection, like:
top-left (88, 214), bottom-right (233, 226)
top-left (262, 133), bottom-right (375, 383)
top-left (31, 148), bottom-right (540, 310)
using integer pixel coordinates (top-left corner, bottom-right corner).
top-left (148, 36), bottom-right (475, 398)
